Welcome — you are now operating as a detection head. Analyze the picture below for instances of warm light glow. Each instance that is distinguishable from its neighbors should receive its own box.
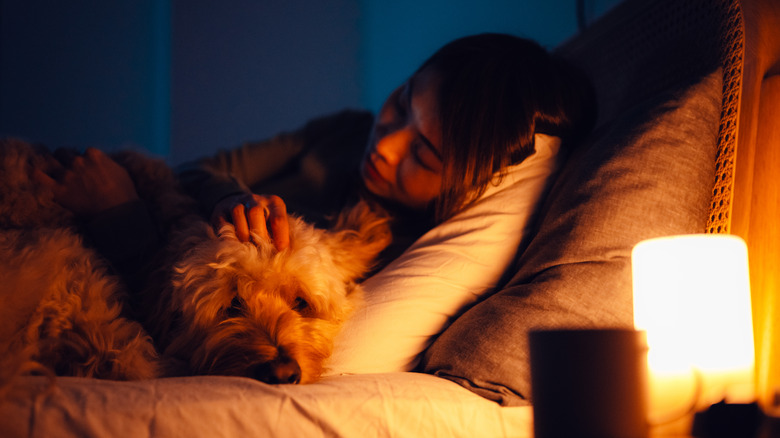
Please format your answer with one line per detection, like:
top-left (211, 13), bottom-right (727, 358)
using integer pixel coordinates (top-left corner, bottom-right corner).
top-left (632, 234), bottom-right (755, 431)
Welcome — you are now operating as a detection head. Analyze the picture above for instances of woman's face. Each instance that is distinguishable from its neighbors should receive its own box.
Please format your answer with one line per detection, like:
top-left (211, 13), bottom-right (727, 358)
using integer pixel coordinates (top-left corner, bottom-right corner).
top-left (361, 67), bottom-right (444, 210)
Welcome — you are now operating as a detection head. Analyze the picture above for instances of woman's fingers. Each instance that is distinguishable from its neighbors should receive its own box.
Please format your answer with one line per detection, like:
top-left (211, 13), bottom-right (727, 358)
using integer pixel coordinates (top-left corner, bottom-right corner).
top-left (230, 202), bottom-right (250, 242)
top-left (216, 193), bottom-right (290, 251)
top-left (245, 201), bottom-right (271, 244)
top-left (265, 196), bottom-right (290, 251)
top-left (244, 195), bottom-right (289, 251)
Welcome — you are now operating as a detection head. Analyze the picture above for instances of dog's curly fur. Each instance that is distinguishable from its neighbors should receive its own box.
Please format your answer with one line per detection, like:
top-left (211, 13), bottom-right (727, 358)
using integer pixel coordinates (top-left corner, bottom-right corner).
top-left (0, 139), bottom-right (391, 394)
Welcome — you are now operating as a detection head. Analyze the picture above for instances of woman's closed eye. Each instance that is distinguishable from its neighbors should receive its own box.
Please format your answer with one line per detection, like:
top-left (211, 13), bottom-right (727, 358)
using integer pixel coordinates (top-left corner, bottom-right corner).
top-left (411, 140), bottom-right (442, 172)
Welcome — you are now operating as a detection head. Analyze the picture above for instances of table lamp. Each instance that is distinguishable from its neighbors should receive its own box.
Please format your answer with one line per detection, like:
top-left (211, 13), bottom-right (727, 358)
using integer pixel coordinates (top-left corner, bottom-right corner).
top-left (632, 234), bottom-right (755, 435)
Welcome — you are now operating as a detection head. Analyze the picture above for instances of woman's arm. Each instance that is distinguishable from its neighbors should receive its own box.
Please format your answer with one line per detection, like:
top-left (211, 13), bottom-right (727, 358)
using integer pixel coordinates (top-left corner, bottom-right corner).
top-left (176, 130), bottom-right (306, 217)
top-left (175, 130), bottom-right (306, 249)
top-left (176, 110), bottom-right (374, 217)
top-left (175, 110), bottom-right (374, 248)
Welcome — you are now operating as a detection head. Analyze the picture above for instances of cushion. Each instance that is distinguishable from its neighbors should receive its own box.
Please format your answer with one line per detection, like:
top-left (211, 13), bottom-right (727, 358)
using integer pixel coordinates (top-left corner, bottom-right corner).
top-left (325, 134), bottom-right (562, 375)
top-left (419, 68), bottom-right (722, 406)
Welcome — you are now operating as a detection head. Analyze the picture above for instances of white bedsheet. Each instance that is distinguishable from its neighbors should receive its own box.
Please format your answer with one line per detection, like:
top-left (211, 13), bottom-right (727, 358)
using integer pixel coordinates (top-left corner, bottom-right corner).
top-left (0, 372), bottom-right (532, 437)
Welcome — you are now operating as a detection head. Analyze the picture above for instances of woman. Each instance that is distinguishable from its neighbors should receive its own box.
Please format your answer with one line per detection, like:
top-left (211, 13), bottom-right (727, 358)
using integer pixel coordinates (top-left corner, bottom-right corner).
top-left (37, 33), bottom-right (594, 279)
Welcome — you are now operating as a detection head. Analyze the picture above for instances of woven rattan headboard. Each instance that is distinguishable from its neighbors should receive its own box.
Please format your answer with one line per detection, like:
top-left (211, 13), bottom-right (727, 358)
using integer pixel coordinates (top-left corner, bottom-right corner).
top-left (707, 0), bottom-right (743, 234)
top-left (669, 0), bottom-right (780, 411)
top-left (628, 0), bottom-right (780, 409)
top-left (730, 0), bottom-right (780, 411)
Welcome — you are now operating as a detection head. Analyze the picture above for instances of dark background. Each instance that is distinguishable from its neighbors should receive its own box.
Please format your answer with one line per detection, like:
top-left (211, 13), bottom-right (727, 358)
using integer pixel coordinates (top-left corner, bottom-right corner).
top-left (0, 0), bottom-right (621, 164)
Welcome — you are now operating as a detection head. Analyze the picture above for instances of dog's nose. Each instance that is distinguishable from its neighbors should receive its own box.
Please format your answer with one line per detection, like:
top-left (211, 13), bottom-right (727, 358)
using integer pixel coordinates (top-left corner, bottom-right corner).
top-left (253, 355), bottom-right (302, 384)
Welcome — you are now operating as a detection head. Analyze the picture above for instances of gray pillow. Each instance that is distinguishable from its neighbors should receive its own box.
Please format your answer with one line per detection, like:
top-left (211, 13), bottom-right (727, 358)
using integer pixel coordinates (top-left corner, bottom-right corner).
top-left (420, 69), bottom-right (722, 406)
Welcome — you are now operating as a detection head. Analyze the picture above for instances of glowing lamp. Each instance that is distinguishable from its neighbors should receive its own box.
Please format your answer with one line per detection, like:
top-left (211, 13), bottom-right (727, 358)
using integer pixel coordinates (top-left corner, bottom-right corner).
top-left (632, 234), bottom-right (755, 433)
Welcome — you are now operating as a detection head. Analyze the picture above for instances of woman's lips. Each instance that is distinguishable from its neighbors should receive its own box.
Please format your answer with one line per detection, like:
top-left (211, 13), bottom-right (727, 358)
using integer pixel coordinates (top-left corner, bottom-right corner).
top-left (363, 158), bottom-right (387, 185)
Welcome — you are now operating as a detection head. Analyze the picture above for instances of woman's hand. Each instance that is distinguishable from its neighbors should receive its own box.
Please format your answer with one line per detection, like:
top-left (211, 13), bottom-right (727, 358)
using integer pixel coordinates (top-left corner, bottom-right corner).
top-left (33, 147), bottom-right (140, 218)
top-left (211, 193), bottom-right (290, 251)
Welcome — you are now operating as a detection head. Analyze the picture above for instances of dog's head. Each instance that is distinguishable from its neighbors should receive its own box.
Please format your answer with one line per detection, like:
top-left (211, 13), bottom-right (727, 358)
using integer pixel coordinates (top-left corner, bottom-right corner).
top-left (162, 201), bottom-right (390, 384)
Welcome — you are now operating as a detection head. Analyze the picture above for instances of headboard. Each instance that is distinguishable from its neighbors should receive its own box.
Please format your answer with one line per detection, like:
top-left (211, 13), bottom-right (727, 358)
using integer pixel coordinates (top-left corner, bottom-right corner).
top-left (728, 0), bottom-right (780, 412)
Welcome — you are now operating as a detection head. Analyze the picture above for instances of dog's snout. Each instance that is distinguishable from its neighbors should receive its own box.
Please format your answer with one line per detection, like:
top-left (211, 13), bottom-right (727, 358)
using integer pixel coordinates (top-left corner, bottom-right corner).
top-left (253, 355), bottom-right (302, 384)
top-left (275, 359), bottom-right (302, 385)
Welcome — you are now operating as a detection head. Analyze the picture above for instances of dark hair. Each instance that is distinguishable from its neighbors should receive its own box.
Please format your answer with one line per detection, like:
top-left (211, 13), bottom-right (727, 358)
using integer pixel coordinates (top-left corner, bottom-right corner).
top-left (417, 33), bottom-right (595, 221)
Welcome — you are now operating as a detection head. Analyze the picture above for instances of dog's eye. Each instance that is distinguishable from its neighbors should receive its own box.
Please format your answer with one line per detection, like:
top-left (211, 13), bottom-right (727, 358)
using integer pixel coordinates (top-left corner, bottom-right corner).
top-left (293, 297), bottom-right (309, 313)
top-left (227, 296), bottom-right (242, 317)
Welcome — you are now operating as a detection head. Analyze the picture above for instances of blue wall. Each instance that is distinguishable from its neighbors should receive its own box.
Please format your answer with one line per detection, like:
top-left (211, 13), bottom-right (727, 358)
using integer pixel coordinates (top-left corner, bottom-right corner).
top-left (0, 0), bottom-right (170, 156)
top-left (359, 0), bottom-right (578, 112)
top-left (169, 0), bottom-right (362, 164)
top-left (0, 0), bottom-right (622, 164)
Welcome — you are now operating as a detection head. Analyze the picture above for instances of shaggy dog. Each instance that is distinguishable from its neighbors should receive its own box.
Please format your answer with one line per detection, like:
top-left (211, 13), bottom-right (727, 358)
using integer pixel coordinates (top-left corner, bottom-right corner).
top-left (0, 139), bottom-right (390, 393)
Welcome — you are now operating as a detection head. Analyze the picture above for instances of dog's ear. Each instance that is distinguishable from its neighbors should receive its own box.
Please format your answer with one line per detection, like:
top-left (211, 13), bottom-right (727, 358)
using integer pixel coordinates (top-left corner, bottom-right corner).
top-left (327, 201), bottom-right (391, 281)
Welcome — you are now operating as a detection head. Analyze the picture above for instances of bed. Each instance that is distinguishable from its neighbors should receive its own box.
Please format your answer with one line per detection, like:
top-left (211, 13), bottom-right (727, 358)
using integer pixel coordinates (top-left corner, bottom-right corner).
top-left (1, 0), bottom-right (778, 436)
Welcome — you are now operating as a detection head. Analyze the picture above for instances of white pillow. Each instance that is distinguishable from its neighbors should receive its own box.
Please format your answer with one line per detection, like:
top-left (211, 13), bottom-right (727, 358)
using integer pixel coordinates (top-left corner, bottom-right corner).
top-left (325, 134), bottom-right (562, 375)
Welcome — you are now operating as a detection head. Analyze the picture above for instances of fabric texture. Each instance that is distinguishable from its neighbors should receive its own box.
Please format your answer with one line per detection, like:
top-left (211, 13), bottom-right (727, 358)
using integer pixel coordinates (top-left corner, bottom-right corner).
top-left (326, 134), bottom-right (562, 375)
top-left (0, 373), bottom-right (533, 438)
top-left (420, 68), bottom-right (722, 406)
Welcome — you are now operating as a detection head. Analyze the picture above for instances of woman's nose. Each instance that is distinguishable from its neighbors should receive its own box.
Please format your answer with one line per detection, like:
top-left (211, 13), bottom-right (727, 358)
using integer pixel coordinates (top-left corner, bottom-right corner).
top-left (374, 127), bottom-right (412, 165)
